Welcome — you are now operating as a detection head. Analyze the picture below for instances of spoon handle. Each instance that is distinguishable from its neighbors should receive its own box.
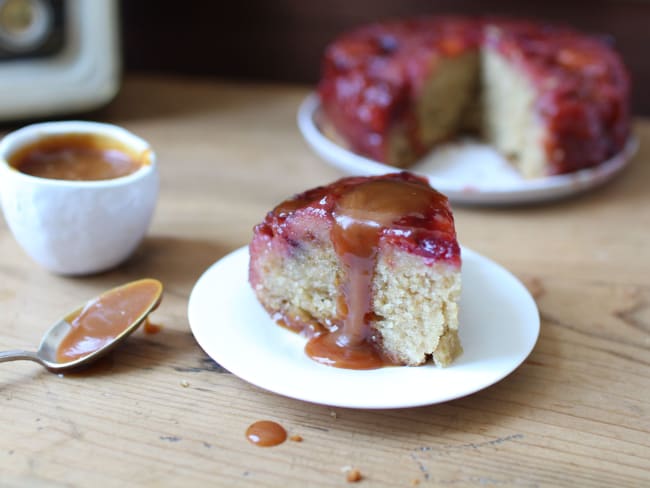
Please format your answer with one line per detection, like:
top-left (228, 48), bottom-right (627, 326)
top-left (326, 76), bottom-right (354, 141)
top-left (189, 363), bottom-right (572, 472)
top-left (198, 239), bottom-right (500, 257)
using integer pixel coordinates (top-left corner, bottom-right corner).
top-left (0, 350), bottom-right (42, 364)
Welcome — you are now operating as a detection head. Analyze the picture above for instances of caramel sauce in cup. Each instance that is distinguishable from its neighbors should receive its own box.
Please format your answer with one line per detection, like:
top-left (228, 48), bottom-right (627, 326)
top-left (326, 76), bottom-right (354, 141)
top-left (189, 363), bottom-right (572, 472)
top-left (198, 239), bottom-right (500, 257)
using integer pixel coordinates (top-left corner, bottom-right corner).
top-left (8, 133), bottom-right (148, 182)
top-left (0, 121), bottom-right (158, 275)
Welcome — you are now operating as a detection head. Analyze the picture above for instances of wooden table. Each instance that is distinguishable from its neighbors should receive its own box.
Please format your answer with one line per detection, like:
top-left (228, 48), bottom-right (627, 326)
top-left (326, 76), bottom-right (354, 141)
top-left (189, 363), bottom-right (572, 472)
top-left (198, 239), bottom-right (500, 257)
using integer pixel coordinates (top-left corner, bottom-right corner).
top-left (1, 76), bottom-right (649, 487)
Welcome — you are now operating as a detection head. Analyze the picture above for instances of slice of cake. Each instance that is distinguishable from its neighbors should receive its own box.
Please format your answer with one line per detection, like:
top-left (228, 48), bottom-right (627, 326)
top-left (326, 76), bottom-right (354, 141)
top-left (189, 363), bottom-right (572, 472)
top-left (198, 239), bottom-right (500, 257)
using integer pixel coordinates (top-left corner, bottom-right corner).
top-left (249, 172), bottom-right (462, 369)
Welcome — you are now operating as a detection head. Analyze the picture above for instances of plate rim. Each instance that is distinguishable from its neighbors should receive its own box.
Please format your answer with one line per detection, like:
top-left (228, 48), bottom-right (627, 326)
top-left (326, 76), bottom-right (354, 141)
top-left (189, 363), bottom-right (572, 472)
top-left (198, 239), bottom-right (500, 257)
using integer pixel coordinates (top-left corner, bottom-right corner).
top-left (188, 245), bottom-right (541, 409)
top-left (297, 92), bottom-right (638, 205)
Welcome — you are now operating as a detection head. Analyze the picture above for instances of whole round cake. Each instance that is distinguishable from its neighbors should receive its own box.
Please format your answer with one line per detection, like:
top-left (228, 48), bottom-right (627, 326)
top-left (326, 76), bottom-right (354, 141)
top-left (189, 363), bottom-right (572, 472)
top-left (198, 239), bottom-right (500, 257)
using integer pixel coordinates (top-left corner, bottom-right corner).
top-left (249, 172), bottom-right (462, 369)
top-left (318, 17), bottom-right (630, 178)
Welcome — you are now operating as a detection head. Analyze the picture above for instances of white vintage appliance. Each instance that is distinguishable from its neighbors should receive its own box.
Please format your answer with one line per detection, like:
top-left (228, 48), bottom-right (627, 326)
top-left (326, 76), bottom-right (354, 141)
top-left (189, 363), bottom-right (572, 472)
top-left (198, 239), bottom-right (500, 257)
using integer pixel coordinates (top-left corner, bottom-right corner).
top-left (0, 0), bottom-right (120, 121)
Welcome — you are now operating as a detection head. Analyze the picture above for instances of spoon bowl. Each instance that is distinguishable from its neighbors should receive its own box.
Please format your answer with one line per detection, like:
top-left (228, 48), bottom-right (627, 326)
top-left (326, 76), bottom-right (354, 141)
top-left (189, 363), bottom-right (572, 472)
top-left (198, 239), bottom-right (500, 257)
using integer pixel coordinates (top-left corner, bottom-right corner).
top-left (0, 279), bottom-right (163, 373)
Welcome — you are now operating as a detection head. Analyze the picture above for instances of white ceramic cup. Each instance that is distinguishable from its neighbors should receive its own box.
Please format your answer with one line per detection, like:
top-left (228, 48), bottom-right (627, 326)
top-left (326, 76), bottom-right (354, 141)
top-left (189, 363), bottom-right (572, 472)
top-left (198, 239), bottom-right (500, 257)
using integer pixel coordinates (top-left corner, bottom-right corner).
top-left (0, 121), bottom-right (159, 275)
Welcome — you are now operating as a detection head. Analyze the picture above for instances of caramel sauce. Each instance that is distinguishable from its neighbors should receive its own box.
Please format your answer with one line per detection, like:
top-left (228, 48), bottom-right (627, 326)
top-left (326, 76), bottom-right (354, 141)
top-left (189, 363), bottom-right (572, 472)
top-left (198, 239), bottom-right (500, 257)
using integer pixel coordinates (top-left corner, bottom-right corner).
top-left (143, 318), bottom-right (162, 335)
top-left (246, 421), bottom-right (287, 447)
top-left (273, 312), bottom-right (328, 338)
top-left (259, 174), bottom-right (458, 370)
top-left (303, 178), bottom-right (445, 369)
top-left (9, 133), bottom-right (147, 181)
top-left (305, 333), bottom-right (385, 369)
top-left (56, 279), bottom-right (163, 363)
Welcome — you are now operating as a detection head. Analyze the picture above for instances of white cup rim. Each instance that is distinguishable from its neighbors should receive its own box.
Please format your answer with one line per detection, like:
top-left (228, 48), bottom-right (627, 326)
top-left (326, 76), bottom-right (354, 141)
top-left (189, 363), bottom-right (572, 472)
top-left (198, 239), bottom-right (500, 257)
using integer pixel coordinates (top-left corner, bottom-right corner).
top-left (0, 120), bottom-right (156, 189)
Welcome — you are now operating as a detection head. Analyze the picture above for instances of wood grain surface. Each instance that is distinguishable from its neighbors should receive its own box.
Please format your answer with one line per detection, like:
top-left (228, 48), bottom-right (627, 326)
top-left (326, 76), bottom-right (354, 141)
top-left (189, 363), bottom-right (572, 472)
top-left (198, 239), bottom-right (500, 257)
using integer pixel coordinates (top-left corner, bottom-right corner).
top-left (1, 76), bottom-right (649, 487)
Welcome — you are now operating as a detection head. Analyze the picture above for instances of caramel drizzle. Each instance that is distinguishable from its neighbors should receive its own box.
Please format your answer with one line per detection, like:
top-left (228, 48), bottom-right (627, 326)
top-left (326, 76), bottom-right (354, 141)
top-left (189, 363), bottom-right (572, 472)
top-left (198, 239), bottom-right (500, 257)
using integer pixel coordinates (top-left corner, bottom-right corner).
top-left (305, 179), bottom-right (439, 369)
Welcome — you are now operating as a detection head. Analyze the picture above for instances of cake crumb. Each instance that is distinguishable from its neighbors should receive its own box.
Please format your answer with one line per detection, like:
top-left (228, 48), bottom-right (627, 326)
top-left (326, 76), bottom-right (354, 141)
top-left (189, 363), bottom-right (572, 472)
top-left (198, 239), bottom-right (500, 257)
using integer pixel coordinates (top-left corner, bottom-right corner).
top-left (289, 434), bottom-right (303, 442)
top-left (180, 380), bottom-right (190, 388)
top-left (346, 468), bottom-right (362, 483)
top-left (411, 479), bottom-right (420, 486)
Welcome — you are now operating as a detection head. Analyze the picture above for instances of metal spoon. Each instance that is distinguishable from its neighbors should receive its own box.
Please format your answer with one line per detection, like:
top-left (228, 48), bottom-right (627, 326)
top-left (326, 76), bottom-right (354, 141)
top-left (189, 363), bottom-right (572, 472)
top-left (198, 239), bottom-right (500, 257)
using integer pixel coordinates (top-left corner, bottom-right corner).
top-left (0, 279), bottom-right (163, 373)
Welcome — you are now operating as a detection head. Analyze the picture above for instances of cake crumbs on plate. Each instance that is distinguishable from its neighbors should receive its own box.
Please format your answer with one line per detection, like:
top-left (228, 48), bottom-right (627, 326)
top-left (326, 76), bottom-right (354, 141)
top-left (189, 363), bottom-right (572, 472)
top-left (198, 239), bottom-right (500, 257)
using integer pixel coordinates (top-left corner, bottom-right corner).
top-left (289, 434), bottom-right (303, 442)
top-left (180, 380), bottom-right (190, 388)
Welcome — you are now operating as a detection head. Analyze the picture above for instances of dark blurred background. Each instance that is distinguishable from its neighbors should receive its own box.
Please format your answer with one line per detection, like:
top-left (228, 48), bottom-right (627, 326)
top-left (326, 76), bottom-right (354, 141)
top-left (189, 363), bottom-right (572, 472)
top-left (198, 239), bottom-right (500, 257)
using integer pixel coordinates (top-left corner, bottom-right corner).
top-left (121, 0), bottom-right (650, 114)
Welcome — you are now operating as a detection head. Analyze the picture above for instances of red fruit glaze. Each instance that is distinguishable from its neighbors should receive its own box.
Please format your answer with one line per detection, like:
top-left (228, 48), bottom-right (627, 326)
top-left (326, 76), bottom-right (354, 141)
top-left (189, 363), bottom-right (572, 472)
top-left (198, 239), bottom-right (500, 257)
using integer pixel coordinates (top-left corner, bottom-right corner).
top-left (251, 172), bottom-right (460, 266)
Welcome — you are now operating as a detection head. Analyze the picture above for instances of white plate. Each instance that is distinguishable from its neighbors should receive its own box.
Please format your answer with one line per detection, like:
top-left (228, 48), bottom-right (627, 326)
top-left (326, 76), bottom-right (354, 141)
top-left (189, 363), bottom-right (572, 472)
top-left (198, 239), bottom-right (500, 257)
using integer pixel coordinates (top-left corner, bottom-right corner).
top-left (188, 246), bottom-right (540, 409)
top-left (297, 93), bottom-right (638, 205)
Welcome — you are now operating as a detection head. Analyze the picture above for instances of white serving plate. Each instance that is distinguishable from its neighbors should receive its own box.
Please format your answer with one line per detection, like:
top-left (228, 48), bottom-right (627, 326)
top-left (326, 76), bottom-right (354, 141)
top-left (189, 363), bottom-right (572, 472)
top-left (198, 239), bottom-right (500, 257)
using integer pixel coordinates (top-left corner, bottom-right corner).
top-left (188, 246), bottom-right (540, 409)
top-left (297, 93), bottom-right (638, 205)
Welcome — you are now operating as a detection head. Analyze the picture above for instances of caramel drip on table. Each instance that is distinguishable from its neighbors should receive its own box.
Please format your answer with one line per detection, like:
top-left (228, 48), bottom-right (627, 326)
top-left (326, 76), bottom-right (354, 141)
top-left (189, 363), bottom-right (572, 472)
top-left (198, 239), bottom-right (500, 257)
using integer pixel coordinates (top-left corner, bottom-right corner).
top-left (246, 421), bottom-right (287, 447)
top-left (143, 318), bottom-right (162, 335)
